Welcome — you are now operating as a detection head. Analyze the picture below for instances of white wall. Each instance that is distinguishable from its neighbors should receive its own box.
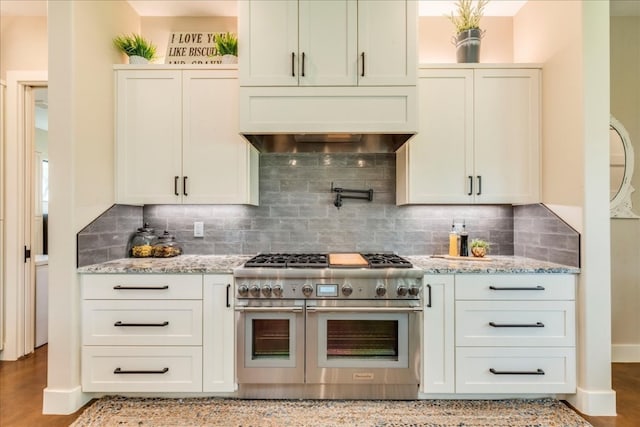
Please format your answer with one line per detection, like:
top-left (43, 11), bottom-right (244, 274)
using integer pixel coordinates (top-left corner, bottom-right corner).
top-left (514, 0), bottom-right (615, 416)
top-left (44, 0), bottom-right (139, 414)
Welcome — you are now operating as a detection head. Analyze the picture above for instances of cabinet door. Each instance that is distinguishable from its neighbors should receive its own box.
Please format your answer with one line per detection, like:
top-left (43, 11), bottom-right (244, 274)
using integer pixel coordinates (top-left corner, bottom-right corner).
top-left (202, 275), bottom-right (236, 392)
top-left (116, 70), bottom-right (182, 204)
top-left (473, 69), bottom-right (541, 204)
top-left (358, 0), bottom-right (417, 86)
top-left (183, 70), bottom-right (258, 204)
top-left (239, 0), bottom-right (298, 86)
top-left (397, 69), bottom-right (473, 204)
top-left (422, 275), bottom-right (455, 394)
top-left (298, 0), bottom-right (357, 86)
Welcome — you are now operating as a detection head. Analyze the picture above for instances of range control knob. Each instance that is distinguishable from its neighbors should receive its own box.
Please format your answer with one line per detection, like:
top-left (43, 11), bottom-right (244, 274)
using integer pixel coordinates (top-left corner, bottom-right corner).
top-left (408, 285), bottom-right (420, 296)
top-left (342, 284), bottom-right (353, 297)
top-left (302, 284), bottom-right (314, 297)
top-left (397, 285), bottom-right (408, 296)
top-left (261, 285), bottom-right (272, 297)
top-left (249, 284), bottom-right (261, 297)
top-left (376, 284), bottom-right (387, 297)
top-left (237, 284), bottom-right (249, 297)
top-left (272, 284), bottom-right (283, 297)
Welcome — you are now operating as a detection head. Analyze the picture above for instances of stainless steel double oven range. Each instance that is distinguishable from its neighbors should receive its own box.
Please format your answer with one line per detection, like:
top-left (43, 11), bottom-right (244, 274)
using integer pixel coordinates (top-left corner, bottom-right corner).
top-left (233, 253), bottom-right (423, 399)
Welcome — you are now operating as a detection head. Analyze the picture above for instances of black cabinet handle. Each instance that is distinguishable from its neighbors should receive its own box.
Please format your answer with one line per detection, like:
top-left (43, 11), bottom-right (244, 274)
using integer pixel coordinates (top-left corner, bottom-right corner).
top-left (490, 368), bottom-right (545, 376)
top-left (489, 321), bottom-right (544, 328)
top-left (114, 321), bottom-right (169, 327)
top-left (183, 176), bottom-right (188, 196)
top-left (468, 175), bottom-right (473, 196)
top-left (226, 284), bottom-right (231, 308)
top-left (361, 52), bottom-right (365, 77)
top-left (174, 176), bottom-right (179, 196)
top-left (301, 52), bottom-right (305, 77)
top-left (113, 285), bottom-right (170, 290)
top-left (489, 285), bottom-right (545, 291)
top-left (425, 284), bottom-right (432, 308)
top-left (114, 367), bottom-right (169, 375)
top-left (477, 175), bottom-right (482, 195)
top-left (291, 52), bottom-right (295, 77)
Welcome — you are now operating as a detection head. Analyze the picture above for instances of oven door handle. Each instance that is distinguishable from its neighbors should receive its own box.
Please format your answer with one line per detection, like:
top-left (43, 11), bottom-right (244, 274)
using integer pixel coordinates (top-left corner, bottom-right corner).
top-left (306, 306), bottom-right (422, 313)
top-left (234, 306), bottom-right (303, 313)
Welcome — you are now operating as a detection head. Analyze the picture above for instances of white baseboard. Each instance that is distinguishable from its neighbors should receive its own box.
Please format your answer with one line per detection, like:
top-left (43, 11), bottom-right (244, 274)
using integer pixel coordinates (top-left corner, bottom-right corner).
top-left (566, 386), bottom-right (617, 416)
top-left (612, 344), bottom-right (640, 362)
top-left (43, 385), bottom-right (91, 415)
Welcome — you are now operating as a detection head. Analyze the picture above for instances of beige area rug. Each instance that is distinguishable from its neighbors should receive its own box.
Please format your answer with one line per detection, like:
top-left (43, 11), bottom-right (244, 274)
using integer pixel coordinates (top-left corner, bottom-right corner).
top-left (70, 396), bottom-right (592, 427)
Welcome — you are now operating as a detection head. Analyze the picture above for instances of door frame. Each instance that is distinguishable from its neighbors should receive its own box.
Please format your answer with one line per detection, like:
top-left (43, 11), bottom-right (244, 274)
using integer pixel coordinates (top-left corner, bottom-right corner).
top-left (1, 71), bottom-right (47, 360)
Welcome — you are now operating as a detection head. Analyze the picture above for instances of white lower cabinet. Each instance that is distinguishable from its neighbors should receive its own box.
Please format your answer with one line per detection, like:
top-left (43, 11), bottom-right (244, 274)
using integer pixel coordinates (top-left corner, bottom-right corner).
top-left (421, 274), bottom-right (455, 394)
top-left (454, 274), bottom-right (576, 394)
top-left (202, 275), bottom-right (236, 392)
top-left (81, 274), bottom-right (205, 393)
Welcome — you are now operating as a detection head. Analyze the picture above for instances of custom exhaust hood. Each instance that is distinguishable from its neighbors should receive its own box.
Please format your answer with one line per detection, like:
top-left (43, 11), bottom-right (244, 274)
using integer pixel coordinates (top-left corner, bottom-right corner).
top-left (239, 86), bottom-right (418, 154)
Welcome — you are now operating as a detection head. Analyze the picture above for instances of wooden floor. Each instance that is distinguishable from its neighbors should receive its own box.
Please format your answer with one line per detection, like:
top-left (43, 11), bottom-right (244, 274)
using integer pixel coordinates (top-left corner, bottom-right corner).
top-left (1, 345), bottom-right (638, 427)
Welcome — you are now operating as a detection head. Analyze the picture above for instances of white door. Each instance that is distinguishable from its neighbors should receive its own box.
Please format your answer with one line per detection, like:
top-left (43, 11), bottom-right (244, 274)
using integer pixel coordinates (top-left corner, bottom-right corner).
top-left (298, 0), bottom-right (356, 86)
top-left (239, 0), bottom-right (299, 86)
top-left (473, 68), bottom-right (541, 204)
top-left (182, 70), bottom-right (255, 204)
top-left (116, 70), bottom-right (183, 204)
top-left (398, 69), bottom-right (473, 204)
top-left (358, 0), bottom-right (417, 86)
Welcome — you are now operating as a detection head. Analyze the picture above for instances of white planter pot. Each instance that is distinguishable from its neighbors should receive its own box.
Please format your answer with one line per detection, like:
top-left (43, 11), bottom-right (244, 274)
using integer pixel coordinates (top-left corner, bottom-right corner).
top-left (128, 55), bottom-right (149, 64)
top-left (221, 54), bottom-right (238, 64)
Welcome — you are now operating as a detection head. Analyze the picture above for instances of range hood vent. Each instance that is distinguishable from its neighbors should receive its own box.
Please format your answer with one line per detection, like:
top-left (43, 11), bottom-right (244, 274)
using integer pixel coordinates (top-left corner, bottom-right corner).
top-left (242, 133), bottom-right (413, 154)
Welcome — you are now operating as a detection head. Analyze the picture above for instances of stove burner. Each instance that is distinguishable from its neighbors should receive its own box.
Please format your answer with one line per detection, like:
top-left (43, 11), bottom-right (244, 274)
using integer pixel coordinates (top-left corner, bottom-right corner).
top-left (244, 252), bottom-right (413, 269)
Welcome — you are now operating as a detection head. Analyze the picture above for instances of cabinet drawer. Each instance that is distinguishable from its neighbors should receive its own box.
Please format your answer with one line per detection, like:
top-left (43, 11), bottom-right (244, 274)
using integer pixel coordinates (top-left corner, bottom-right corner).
top-left (82, 274), bottom-right (202, 300)
top-left (456, 347), bottom-right (576, 394)
top-left (456, 274), bottom-right (575, 301)
top-left (456, 300), bottom-right (575, 347)
top-left (82, 346), bottom-right (202, 392)
top-left (82, 300), bottom-right (202, 346)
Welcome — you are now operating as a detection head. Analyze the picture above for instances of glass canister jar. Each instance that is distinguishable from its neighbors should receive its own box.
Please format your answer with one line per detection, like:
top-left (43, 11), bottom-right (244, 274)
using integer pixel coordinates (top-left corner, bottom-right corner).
top-left (152, 231), bottom-right (183, 258)
top-left (129, 223), bottom-right (158, 258)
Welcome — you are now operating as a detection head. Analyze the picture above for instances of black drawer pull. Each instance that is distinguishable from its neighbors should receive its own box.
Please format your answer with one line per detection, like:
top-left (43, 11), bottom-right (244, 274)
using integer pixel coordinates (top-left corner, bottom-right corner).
top-left (490, 368), bottom-right (545, 376)
top-left (226, 284), bottom-right (231, 308)
top-left (114, 321), bottom-right (169, 327)
top-left (114, 367), bottom-right (169, 375)
top-left (291, 52), bottom-right (295, 77)
top-left (489, 285), bottom-right (545, 291)
top-left (113, 285), bottom-right (170, 290)
top-left (489, 321), bottom-right (544, 328)
top-left (174, 176), bottom-right (179, 196)
top-left (361, 52), bottom-right (365, 77)
top-left (468, 175), bottom-right (473, 196)
top-left (426, 284), bottom-right (432, 308)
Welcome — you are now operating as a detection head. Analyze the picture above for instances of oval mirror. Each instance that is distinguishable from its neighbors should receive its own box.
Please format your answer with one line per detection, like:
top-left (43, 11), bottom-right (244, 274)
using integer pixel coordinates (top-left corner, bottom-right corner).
top-left (610, 115), bottom-right (639, 218)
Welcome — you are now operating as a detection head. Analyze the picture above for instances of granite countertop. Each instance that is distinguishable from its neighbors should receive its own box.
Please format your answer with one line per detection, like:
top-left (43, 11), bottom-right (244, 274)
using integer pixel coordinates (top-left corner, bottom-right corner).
top-left (77, 254), bottom-right (579, 274)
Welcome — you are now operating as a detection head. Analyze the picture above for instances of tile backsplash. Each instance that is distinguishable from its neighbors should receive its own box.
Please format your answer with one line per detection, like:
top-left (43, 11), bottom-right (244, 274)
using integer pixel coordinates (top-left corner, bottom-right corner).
top-left (76, 153), bottom-right (579, 268)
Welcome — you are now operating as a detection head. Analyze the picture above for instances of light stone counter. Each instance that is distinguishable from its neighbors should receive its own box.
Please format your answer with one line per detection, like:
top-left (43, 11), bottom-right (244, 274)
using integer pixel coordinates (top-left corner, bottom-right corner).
top-left (77, 254), bottom-right (579, 275)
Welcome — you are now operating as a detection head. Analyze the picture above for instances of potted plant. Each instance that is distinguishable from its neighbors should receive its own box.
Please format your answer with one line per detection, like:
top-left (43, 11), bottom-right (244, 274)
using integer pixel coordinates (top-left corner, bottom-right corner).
top-left (113, 33), bottom-right (157, 64)
top-left (214, 32), bottom-right (238, 64)
top-left (448, 0), bottom-right (489, 63)
top-left (470, 238), bottom-right (490, 257)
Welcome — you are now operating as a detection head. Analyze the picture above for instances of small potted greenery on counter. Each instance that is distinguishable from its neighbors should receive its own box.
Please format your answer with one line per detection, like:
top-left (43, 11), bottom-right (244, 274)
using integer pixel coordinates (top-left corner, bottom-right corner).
top-left (470, 238), bottom-right (490, 257)
top-left (113, 33), bottom-right (157, 64)
top-left (214, 32), bottom-right (238, 63)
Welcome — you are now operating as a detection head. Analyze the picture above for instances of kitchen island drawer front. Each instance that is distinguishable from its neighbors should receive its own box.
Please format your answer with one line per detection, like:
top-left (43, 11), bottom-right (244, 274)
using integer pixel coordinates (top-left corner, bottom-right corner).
top-left (82, 274), bottom-right (202, 300)
top-left (456, 300), bottom-right (575, 347)
top-left (82, 300), bottom-right (202, 346)
top-left (82, 346), bottom-right (203, 392)
top-left (456, 347), bottom-right (576, 394)
top-left (456, 274), bottom-right (575, 301)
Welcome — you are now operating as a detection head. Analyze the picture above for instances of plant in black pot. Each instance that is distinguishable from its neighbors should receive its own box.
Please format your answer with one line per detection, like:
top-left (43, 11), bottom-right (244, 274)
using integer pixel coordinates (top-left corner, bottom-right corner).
top-left (448, 0), bottom-right (489, 63)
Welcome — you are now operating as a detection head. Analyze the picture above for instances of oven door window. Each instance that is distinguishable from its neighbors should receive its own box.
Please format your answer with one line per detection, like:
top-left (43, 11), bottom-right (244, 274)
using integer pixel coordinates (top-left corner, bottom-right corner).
top-left (245, 312), bottom-right (298, 368)
top-left (317, 313), bottom-right (408, 368)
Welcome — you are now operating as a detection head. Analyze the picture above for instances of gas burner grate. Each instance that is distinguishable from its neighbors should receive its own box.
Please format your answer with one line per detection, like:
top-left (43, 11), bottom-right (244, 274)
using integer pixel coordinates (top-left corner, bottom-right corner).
top-left (245, 253), bottom-right (329, 268)
top-left (361, 253), bottom-right (413, 268)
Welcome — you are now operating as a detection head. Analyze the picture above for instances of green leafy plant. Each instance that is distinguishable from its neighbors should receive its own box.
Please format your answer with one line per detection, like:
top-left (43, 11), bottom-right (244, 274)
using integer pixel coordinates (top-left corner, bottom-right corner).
top-left (112, 33), bottom-right (157, 60)
top-left (470, 238), bottom-right (490, 249)
top-left (448, 0), bottom-right (489, 33)
top-left (214, 32), bottom-right (238, 56)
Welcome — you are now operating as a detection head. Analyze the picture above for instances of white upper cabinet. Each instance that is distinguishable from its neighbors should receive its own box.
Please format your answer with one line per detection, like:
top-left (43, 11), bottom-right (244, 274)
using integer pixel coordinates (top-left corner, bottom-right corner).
top-left (115, 67), bottom-right (259, 205)
top-left (239, 0), bottom-right (416, 87)
top-left (397, 66), bottom-right (541, 205)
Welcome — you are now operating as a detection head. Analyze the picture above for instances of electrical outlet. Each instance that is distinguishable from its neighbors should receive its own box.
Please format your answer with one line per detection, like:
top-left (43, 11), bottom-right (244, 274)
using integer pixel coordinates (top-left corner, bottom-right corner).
top-left (193, 221), bottom-right (204, 238)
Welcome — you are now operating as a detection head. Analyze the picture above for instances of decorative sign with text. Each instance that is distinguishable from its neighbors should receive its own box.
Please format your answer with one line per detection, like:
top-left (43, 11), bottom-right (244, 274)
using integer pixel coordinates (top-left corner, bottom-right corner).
top-left (165, 32), bottom-right (222, 64)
